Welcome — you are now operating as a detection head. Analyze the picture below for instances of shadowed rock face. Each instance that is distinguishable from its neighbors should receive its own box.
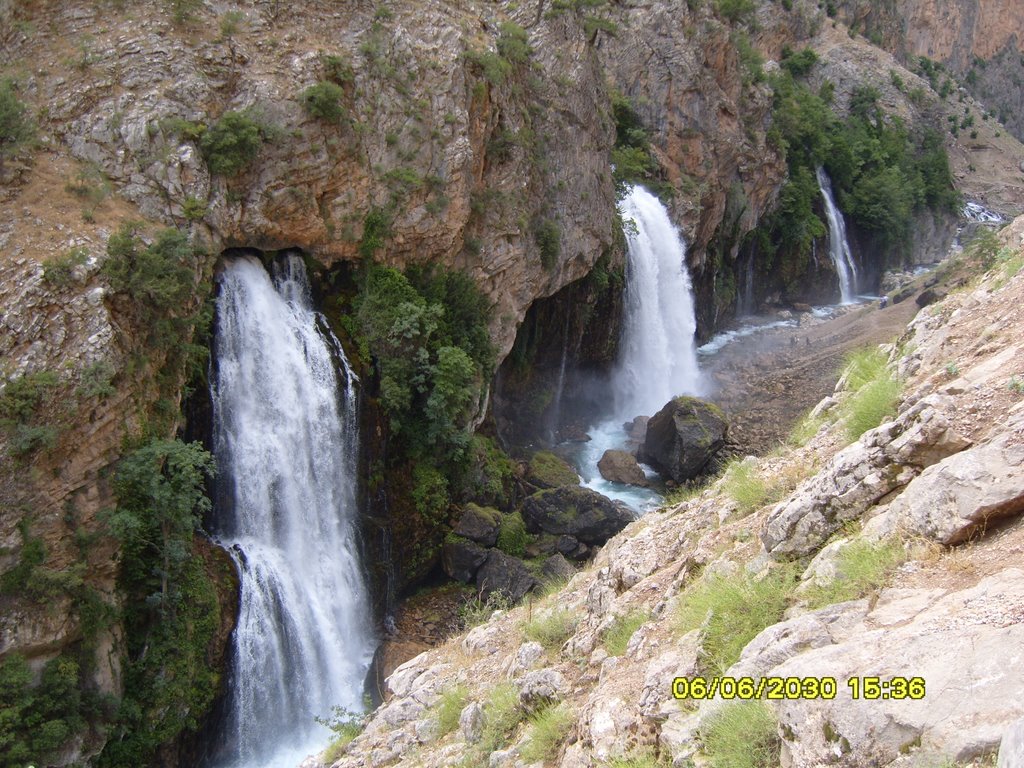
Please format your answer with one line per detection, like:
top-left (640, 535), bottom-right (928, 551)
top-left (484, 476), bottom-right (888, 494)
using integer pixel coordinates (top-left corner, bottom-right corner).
top-left (521, 486), bottom-right (635, 546)
top-left (640, 396), bottom-right (728, 483)
top-left (598, 449), bottom-right (650, 487)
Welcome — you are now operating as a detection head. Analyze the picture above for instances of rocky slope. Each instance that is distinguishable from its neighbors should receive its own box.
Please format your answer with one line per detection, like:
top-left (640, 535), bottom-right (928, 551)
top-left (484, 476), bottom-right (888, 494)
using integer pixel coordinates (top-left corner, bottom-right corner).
top-left (325, 217), bottom-right (1024, 767)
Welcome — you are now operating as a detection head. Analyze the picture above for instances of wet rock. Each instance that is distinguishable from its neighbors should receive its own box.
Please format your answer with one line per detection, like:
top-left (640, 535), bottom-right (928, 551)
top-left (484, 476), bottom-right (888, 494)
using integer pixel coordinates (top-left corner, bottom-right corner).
top-left (597, 449), bottom-right (650, 487)
top-left (454, 503), bottom-right (502, 547)
top-left (639, 396), bottom-right (729, 483)
top-left (441, 536), bottom-right (488, 583)
top-left (475, 550), bottom-right (537, 603)
top-left (522, 486), bottom-right (635, 546)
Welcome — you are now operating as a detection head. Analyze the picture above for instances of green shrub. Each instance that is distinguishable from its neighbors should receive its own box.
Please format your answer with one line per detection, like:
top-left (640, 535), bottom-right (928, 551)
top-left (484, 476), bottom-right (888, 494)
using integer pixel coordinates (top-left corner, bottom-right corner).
top-left (77, 360), bottom-right (117, 400)
top-left (301, 81), bottom-right (347, 123)
top-left (200, 111), bottom-right (263, 176)
top-left (322, 53), bottom-right (355, 85)
top-left (158, 116), bottom-right (205, 142)
top-left (411, 464), bottom-right (450, 525)
top-left (182, 195), bottom-right (208, 221)
top-left (459, 590), bottom-right (513, 628)
top-left (787, 412), bottom-right (825, 447)
top-left (317, 706), bottom-right (365, 763)
top-left (42, 246), bottom-right (89, 288)
top-left (520, 703), bottom-right (574, 763)
top-left (603, 609), bottom-right (651, 656)
top-left (533, 217), bottom-right (561, 270)
top-left (359, 206), bottom-right (392, 259)
top-left (0, 79), bottom-right (34, 166)
top-left (715, 0), bottom-right (756, 24)
top-left (433, 684), bottom-right (469, 736)
top-left (675, 567), bottom-right (795, 674)
top-left (780, 46), bottom-right (818, 78)
top-left (496, 22), bottom-right (531, 65)
top-left (804, 538), bottom-right (908, 608)
top-left (523, 608), bottom-right (576, 652)
top-left (1, 370), bottom-right (60, 457)
top-left (701, 701), bottom-right (780, 768)
top-left (528, 451), bottom-right (579, 488)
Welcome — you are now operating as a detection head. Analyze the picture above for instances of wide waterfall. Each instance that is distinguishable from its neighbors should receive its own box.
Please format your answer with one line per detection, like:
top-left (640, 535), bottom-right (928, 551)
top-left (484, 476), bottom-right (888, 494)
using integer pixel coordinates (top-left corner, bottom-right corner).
top-left (211, 254), bottom-right (375, 768)
top-left (577, 185), bottom-right (703, 509)
top-left (613, 184), bottom-right (703, 420)
top-left (816, 167), bottom-right (859, 304)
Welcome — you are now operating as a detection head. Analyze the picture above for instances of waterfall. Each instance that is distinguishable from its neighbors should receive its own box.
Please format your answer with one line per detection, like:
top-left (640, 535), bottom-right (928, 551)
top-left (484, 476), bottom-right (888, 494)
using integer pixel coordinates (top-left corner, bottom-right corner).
top-left (211, 254), bottom-right (375, 768)
top-left (737, 253), bottom-right (756, 316)
top-left (613, 185), bottom-right (703, 420)
top-left (816, 167), bottom-right (859, 304)
top-left (546, 314), bottom-right (571, 444)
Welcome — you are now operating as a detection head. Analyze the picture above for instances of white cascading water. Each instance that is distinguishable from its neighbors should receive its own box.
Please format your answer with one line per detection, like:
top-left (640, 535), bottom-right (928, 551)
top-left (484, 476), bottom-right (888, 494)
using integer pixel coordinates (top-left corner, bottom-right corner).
top-left (211, 254), bottom-right (375, 768)
top-left (816, 167), bottom-right (859, 304)
top-left (613, 185), bottom-right (703, 419)
top-left (576, 185), bottom-right (703, 509)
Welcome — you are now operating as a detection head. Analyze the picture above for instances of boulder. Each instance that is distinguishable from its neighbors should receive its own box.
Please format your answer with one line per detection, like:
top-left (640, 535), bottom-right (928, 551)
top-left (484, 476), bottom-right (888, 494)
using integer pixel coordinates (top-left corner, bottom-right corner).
top-left (518, 667), bottom-right (568, 712)
top-left (998, 718), bottom-right (1024, 768)
top-left (916, 287), bottom-right (946, 307)
top-left (540, 553), bottom-right (575, 583)
top-left (454, 503), bottom-right (502, 547)
top-left (475, 550), bottom-right (538, 603)
top-left (639, 396), bottom-right (728, 483)
top-left (521, 486), bottom-right (635, 545)
top-left (459, 701), bottom-right (485, 744)
top-left (527, 450), bottom-right (581, 489)
top-left (597, 449), bottom-right (650, 487)
top-left (441, 537), bottom-right (488, 583)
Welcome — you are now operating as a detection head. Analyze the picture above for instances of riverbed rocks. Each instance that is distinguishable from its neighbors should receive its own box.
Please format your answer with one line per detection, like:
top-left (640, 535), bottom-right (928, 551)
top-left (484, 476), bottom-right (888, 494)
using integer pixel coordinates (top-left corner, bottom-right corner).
top-left (639, 396), bottom-right (728, 483)
top-left (521, 486), bottom-right (635, 546)
top-left (597, 449), bottom-right (650, 487)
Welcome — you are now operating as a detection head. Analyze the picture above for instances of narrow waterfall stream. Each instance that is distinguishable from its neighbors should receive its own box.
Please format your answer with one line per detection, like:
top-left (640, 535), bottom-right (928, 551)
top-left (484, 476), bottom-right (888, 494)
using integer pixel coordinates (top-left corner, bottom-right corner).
top-left (816, 167), bottom-right (860, 304)
top-left (575, 185), bottom-right (704, 508)
top-left (211, 255), bottom-right (375, 768)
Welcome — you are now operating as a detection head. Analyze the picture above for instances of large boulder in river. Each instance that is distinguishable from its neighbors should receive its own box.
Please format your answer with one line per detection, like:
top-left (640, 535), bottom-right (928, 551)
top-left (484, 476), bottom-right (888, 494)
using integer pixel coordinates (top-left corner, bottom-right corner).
top-left (597, 449), bottom-right (650, 487)
top-left (521, 486), bottom-right (635, 545)
top-left (639, 396), bottom-right (728, 483)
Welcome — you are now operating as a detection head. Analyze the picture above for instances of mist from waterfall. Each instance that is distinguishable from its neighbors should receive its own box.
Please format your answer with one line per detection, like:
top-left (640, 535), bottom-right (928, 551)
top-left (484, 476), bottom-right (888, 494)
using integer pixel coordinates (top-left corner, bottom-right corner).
top-left (211, 254), bottom-right (375, 768)
top-left (816, 167), bottom-right (860, 304)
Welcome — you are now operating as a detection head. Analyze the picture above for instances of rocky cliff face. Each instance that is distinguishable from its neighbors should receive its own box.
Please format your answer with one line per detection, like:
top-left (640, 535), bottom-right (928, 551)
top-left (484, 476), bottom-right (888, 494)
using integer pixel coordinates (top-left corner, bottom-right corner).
top-left (323, 217), bottom-right (1024, 768)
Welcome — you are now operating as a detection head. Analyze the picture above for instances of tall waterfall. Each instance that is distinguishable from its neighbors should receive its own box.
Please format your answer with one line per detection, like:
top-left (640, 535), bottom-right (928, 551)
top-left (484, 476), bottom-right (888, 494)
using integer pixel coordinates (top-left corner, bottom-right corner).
top-left (211, 255), bottom-right (374, 768)
top-left (613, 185), bottom-right (703, 420)
top-left (816, 167), bottom-right (859, 304)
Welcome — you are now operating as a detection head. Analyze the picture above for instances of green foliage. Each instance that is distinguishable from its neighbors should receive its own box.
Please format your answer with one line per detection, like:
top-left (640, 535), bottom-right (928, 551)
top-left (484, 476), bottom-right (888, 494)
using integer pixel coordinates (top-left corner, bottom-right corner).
top-left (604, 749), bottom-right (673, 768)
top-left (714, 0), bottom-right (756, 24)
top-left (838, 347), bottom-right (902, 440)
top-left (602, 609), bottom-right (651, 656)
top-left (360, 207), bottom-right (392, 259)
top-left (496, 511), bottom-right (528, 557)
top-left (78, 360), bottom-right (117, 400)
top-left (159, 116), bottom-right (206, 143)
top-left (0, 653), bottom-right (100, 768)
top-left (411, 464), bottom-right (450, 525)
top-left (322, 53), bottom-right (355, 86)
top-left (167, 0), bottom-right (201, 25)
top-left (182, 195), bottom-right (208, 222)
top-left (780, 46), bottom-right (818, 78)
top-left (522, 608), bottom-right (576, 652)
top-left (701, 701), bottom-right (780, 768)
top-left (452, 435), bottom-right (516, 508)
top-left (804, 538), bottom-right (908, 608)
top-left (733, 31), bottom-right (764, 85)
top-left (43, 246), bottom-right (89, 288)
top-left (520, 704), bottom-right (574, 763)
top-left (433, 684), bottom-right (469, 737)
top-left (675, 566), bottom-right (795, 674)
top-left (534, 217), bottom-right (561, 270)
top-left (458, 589), bottom-right (513, 628)
top-left (98, 438), bottom-right (221, 767)
top-left (301, 81), bottom-right (348, 123)
top-left (610, 91), bottom-right (664, 199)
top-left (528, 451), bottom-right (579, 488)
top-left (721, 459), bottom-right (770, 515)
top-left (0, 370), bottom-right (60, 457)
top-left (0, 78), bottom-right (34, 164)
top-left (496, 22), bottom-right (532, 65)
top-left (200, 111), bottom-right (264, 176)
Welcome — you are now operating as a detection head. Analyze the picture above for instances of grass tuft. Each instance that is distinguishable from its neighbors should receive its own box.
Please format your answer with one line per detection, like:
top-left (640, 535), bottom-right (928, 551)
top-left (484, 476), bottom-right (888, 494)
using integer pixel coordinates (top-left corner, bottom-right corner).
top-left (721, 460), bottom-right (769, 515)
top-left (433, 684), bottom-right (469, 737)
top-left (804, 537), bottom-right (908, 609)
top-left (701, 700), bottom-right (780, 768)
top-left (523, 608), bottom-right (576, 652)
top-left (602, 609), bottom-right (651, 657)
top-left (519, 703), bottom-right (574, 763)
top-left (674, 566), bottom-right (795, 674)
top-left (838, 347), bottom-right (901, 441)
top-left (604, 749), bottom-right (672, 767)
top-left (480, 682), bottom-right (524, 753)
